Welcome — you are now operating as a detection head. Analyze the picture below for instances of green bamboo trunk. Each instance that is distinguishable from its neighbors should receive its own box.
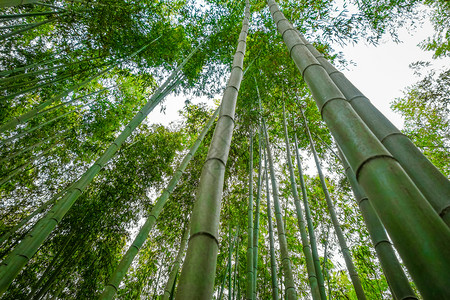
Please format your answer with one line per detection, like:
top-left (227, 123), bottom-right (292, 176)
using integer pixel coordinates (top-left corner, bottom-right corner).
top-left (282, 104), bottom-right (322, 300)
top-left (0, 11), bottom-right (62, 19)
top-left (252, 134), bottom-right (263, 300)
top-left (297, 34), bottom-right (450, 227)
top-left (227, 225), bottom-right (234, 300)
top-left (0, 130), bottom-right (65, 164)
top-left (161, 224), bottom-right (190, 300)
top-left (233, 225), bottom-right (240, 300)
top-left (246, 132), bottom-right (254, 300)
top-left (0, 148), bottom-right (51, 185)
top-left (100, 107), bottom-right (218, 299)
top-left (0, 47), bottom-right (197, 296)
top-left (0, 14), bottom-right (63, 41)
top-left (0, 38), bottom-right (159, 134)
top-left (264, 148), bottom-right (279, 300)
top-left (0, 57), bottom-right (60, 77)
top-left (0, 56), bottom-right (108, 84)
top-left (174, 2), bottom-right (250, 298)
top-left (338, 149), bottom-right (417, 300)
top-left (293, 132), bottom-right (327, 298)
top-left (267, 1), bottom-right (450, 298)
top-left (302, 111), bottom-right (367, 300)
top-left (262, 118), bottom-right (297, 300)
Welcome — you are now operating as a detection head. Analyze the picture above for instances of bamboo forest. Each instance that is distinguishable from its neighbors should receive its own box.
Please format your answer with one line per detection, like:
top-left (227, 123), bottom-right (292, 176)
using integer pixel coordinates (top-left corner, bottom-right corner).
top-left (0, 0), bottom-right (449, 299)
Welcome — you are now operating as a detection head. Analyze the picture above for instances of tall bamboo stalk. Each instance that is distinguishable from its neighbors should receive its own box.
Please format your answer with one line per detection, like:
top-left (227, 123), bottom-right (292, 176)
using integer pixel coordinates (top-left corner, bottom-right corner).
top-left (100, 107), bottom-right (218, 299)
top-left (228, 224), bottom-right (233, 300)
top-left (0, 14), bottom-right (65, 41)
top-left (296, 34), bottom-right (450, 227)
top-left (267, 1), bottom-right (450, 297)
top-left (301, 109), bottom-right (367, 300)
top-left (0, 46), bottom-right (197, 296)
top-left (293, 132), bottom-right (326, 298)
top-left (252, 133), bottom-right (262, 300)
top-left (282, 103), bottom-right (322, 300)
top-left (161, 223), bottom-right (190, 300)
top-left (264, 147), bottom-right (279, 300)
top-left (0, 11), bottom-right (63, 19)
top-left (262, 117), bottom-right (297, 300)
top-left (175, 2), bottom-right (250, 298)
top-left (337, 148), bottom-right (417, 300)
top-left (232, 225), bottom-right (240, 300)
top-left (246, 132), bottom-right (254, 300)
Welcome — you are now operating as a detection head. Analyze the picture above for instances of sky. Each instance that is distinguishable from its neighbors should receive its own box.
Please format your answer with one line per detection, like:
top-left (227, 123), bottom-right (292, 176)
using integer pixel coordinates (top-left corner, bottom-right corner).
top-left (148, 10), bottom-right (449, 132)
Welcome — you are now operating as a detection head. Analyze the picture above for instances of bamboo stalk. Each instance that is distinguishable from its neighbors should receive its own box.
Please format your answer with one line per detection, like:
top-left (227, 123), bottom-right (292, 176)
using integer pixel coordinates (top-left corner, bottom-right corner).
top-left (267, 1), bottom-right (450, 297)
top-left (302, 108), bottom-right (367, 300)
top-left (282, 103), bottom-right (322, 300)
top-left (297, 34), bottom-right (450, 227)
top-left (263, 117), bottom-right (297, 300)
top-left (0, 45), bottom-right (195, 295)
top-left (174, 2), bottom-right (250, 298)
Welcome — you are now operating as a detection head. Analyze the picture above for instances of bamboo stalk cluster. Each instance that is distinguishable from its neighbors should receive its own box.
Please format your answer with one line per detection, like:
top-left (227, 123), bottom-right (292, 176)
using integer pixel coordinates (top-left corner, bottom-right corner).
top-left (1, 0), bottom-right (449, 299)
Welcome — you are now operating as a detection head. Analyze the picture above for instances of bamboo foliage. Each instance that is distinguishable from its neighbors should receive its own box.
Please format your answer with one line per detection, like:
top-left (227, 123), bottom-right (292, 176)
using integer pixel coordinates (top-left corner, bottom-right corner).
top-left (0, 37), bottom-right (160, 134)
top-left (337, 148), bottom-right (418, 300)
top-left (0, 46), bottom-right (198, 296)
top-left (282, 103), bottom-right (322, 300)
top-left (175, 1), bottom-right (250, 298)
top-left (301, 109), bottom-right (367, 300)
top-left (267, 0), bottom-right (450, 298)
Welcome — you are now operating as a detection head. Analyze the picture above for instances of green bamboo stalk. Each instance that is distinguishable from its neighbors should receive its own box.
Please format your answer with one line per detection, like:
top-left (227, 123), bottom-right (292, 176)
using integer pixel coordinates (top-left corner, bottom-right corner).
top-left (262, 117), bottom-right (297, 300)
top-left (0, 184), bottom-right (69, 246)
top-left (0, 45), bottom-right (195, 295)
top-left (0, 38), bottom-right (159, 134)
top-left (0, 0), bottom-right (39, 8)
top-left (1, 73), bottom-right (75, 101)
top-left (293, 132), bottom-right (326, 298)
top-left (252, 132), bottom-right (262, 300)
top-left (301, 109), bottom-right (367, 300)
top-left (218, 230), bottom-right (238, 300)
top-left (0, 57), bottom-right (60, 77)
top-left (264, 147), bottom-right (279, 300)
top-left (0, 23), bottom-right (32, 30)
top-left (100, 106), bottom-right (217, 300)
top-left (175, 2), bottom-right (250, 298)
top-left (0, 11), bottom-right (61, 19)
top-left (228, 224), bottom-right (234, 300)
top-left (161, 224), bottom-right (190, 300)
top-left (0, 130), bottom-right (64, 164)
top-left (0, 55), bottom-right (108, 84)
top-left (0, 14), bottom-right (64, 41)
top-left (246, 132), bottom-right (254, 300)
top-left (232, 225), bottom-right (240, 300)
top-left (268, 1), bottom-right (450, 298)
top-left (0, 148), bottom-right (51, 186)
top-left (0, 98), bottom-right (96, 146)
top-left (297, 34), bottom-right (450, 227)
top-left (337, 148), bottom-right (418, 300)
top-left (282, 103), bottom-right (322, 300)
top-left (27, 234), bottom-right (73, 299)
